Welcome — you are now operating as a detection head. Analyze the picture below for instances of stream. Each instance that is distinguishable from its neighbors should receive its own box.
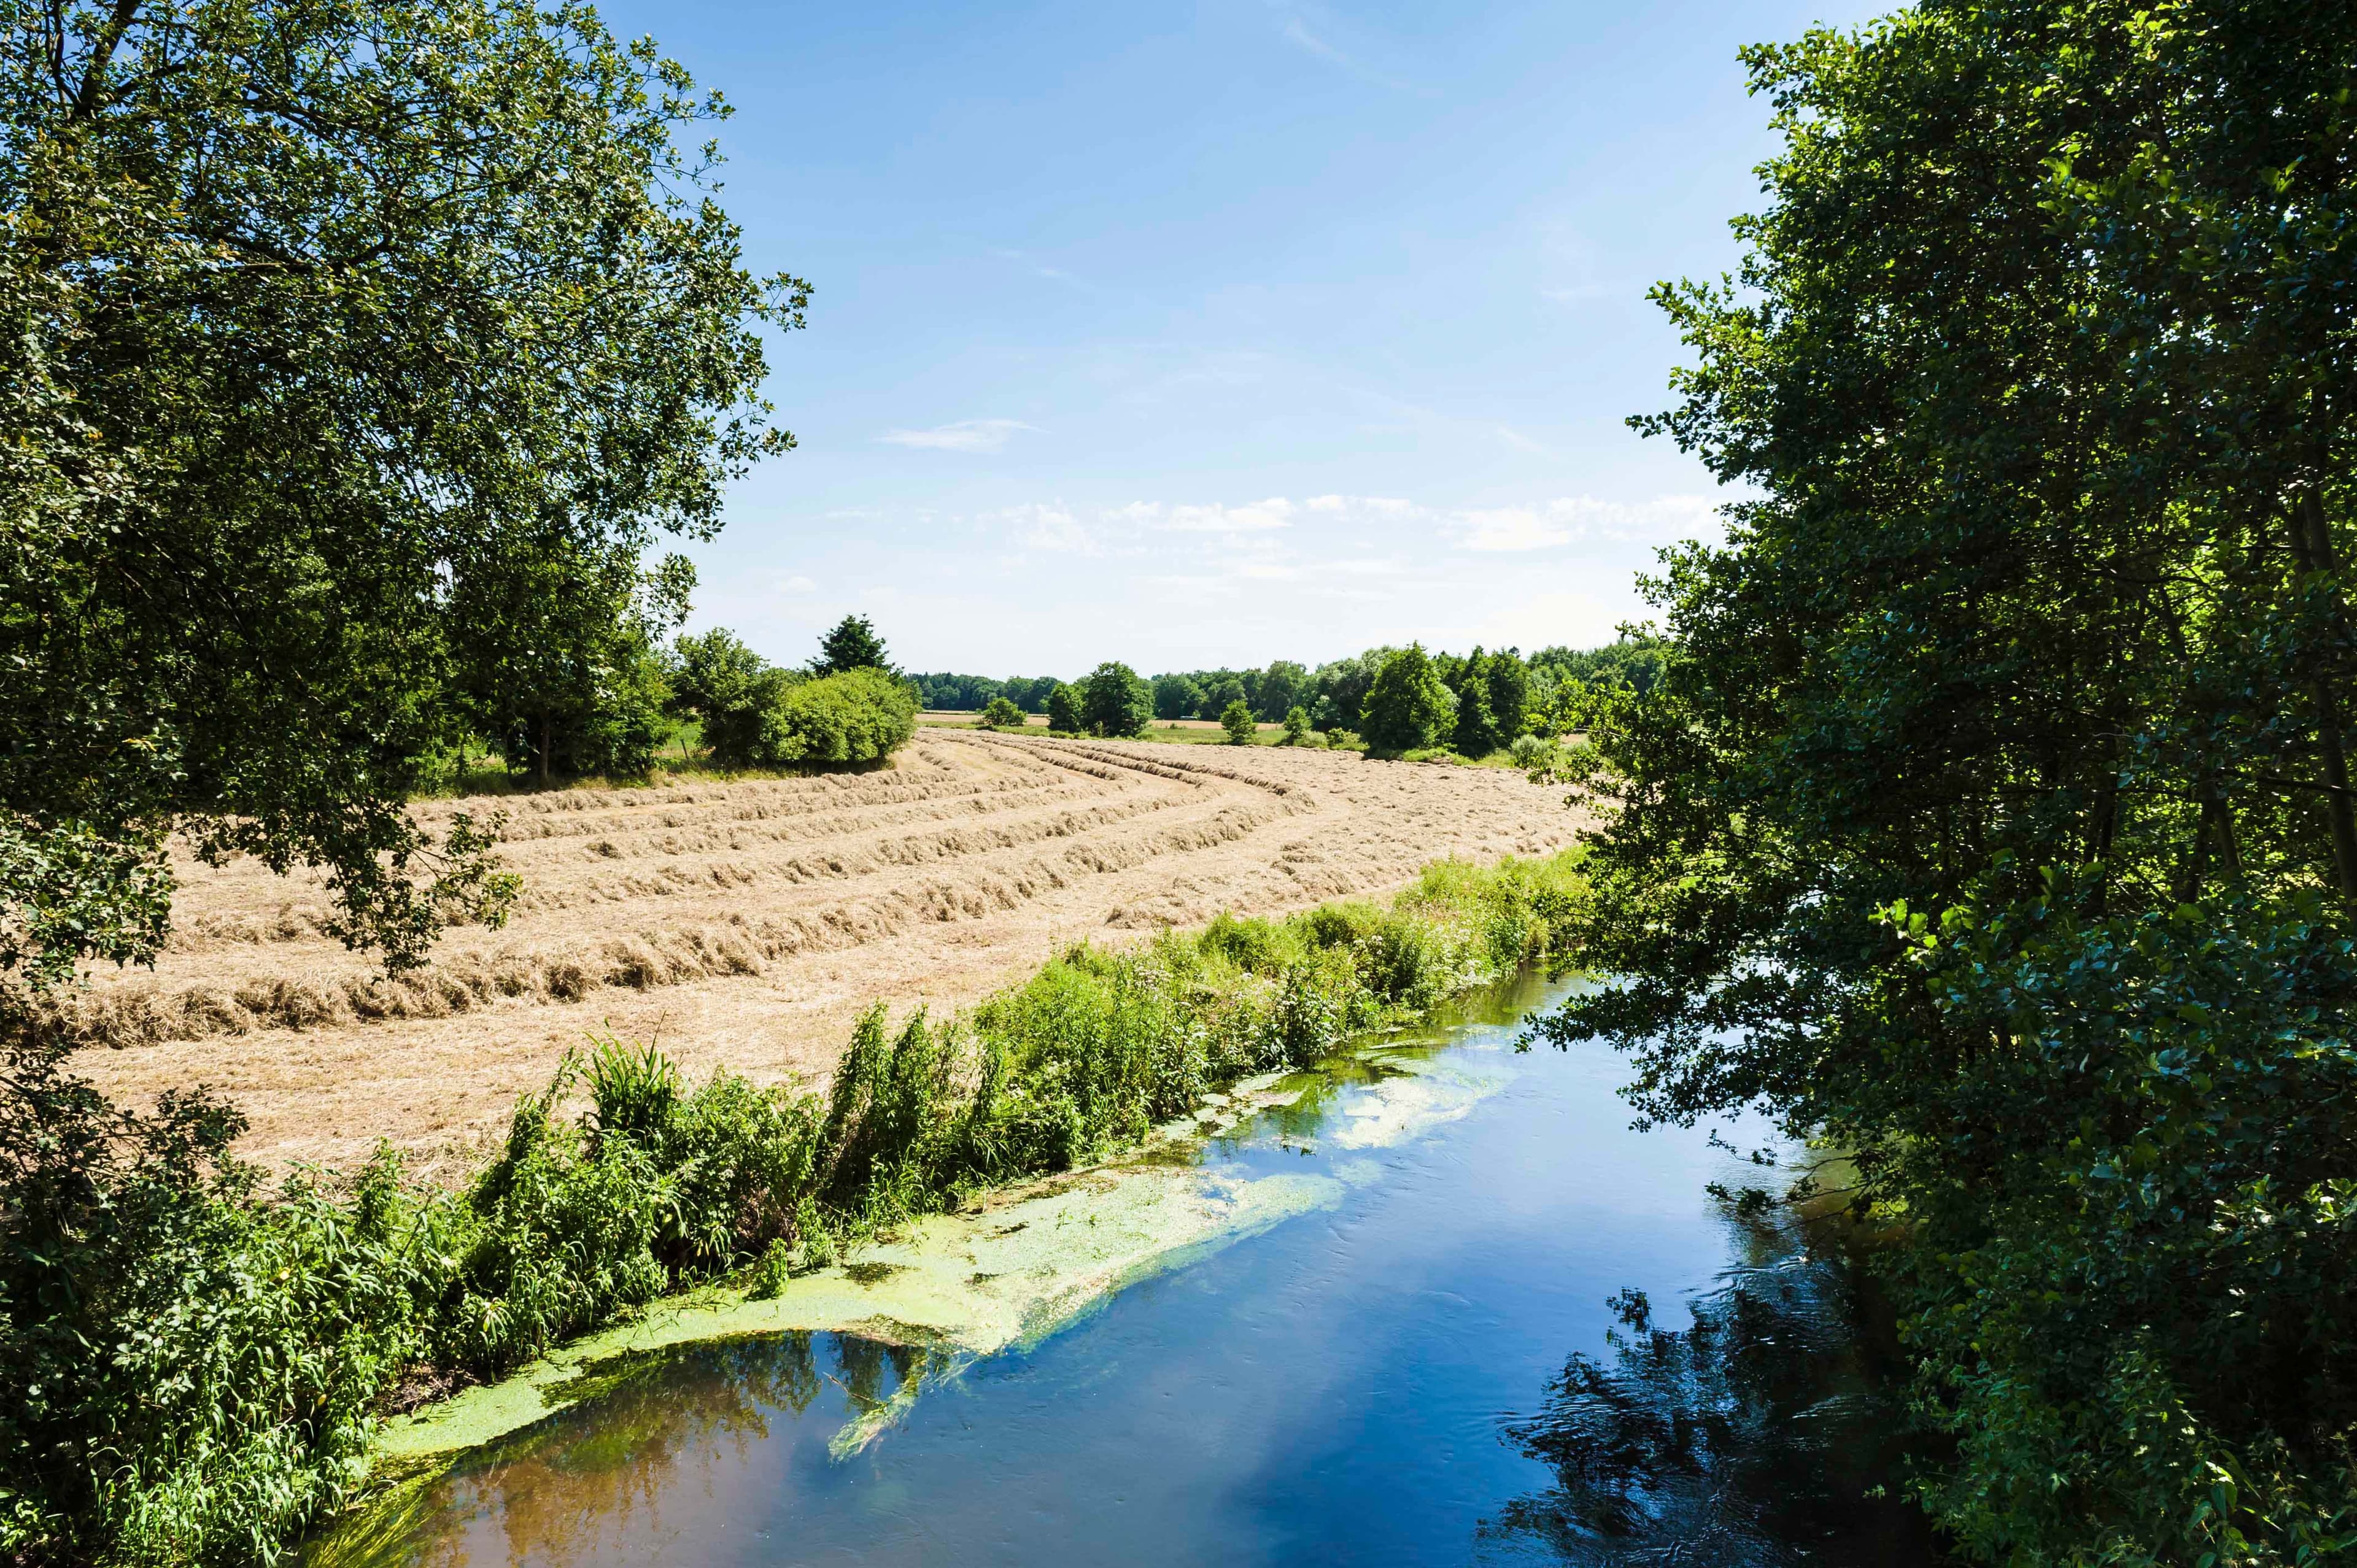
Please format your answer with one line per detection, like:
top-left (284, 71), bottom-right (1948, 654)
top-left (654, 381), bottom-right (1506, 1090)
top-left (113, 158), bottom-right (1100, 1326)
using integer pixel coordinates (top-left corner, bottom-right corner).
top-left (315, 973), bottom-right (1938, 1566)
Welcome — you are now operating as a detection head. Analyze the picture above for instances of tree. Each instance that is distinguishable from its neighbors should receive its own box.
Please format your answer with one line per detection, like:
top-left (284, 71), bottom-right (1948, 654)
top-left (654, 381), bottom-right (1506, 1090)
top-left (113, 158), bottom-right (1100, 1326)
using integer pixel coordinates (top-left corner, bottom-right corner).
top-left (0, 1), bottom-right (798, 1557)
top-left (1045, 683), bottom-right (1085, 733)
top-left (1485, 649), bottom-right (1531, 740)
top-left (1198, 676), bottom-right (1248, 721)
top-left (669, 629), bottom-right (800, 767)
top-left (980, 697), bottom-right (1024, 730)
top-left (811, 614), bottom-right (892, 676)
top-left (1447, 647), bottom-right (1504, 756)
top-left (1358, 646), bottom-right (1455, 755)
top-left (1281, 706), bottom-right (1311, 746)
top-left (1535, 6), bottom-right (2357, 1561)
top-left (1220, 701), bottom-right (1256, 745)
top-left (0, 0), bottom-right (800, 986)
top-left (1080, 662), bottom-right (1153, 738)
top-left (1310, 651), bottom-right (1390, 735)
top-left (1255, 660), bottom-right (1307, 722)
top-left (1153, 673), bottom-right (1205, 721)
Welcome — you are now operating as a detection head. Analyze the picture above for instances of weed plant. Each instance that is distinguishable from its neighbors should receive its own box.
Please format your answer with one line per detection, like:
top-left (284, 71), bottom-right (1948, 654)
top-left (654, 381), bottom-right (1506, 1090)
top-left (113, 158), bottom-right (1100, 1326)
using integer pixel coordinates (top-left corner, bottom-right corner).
top-left (0, 854), bottom-right (1584, 1567)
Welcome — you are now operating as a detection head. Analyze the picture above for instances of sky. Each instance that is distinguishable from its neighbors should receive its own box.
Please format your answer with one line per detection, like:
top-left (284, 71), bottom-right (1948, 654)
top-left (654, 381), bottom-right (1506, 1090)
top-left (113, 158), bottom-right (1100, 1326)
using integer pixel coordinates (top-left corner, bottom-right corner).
top-left (590, 0), bottom-right (1887, 678)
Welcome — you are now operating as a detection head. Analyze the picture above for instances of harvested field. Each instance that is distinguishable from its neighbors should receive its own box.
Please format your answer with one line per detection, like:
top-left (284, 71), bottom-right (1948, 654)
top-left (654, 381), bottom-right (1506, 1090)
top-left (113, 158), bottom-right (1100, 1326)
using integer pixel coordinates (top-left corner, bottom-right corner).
top-left (68, 734), bottom-right (1579, 1178)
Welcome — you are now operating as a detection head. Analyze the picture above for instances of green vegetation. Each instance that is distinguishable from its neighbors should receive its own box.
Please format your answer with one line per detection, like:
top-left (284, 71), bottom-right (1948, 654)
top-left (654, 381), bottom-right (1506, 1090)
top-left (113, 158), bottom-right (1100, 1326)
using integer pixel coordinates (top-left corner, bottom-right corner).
top-left (666, 626), bottom-right (915, 770)
top-left (810, 614), bottom-right (894, 677)
top-left (1358, 645), bottom-right (1457, 757)
top-left (1538, 5), bottom-right (2357, 1564)
top-left (1045, 684), bottom-right (1086, 733)
top-left (0, 0), bottom-right (800, 978)
top-left (2, 855), bottom-right (1583, 1566)
top-left (1080, 662), bottom-right (1154, 739)
top-left (1220, 701), bottom-right (1257, 745)
top-left (1282, 707), bottom-right (1312, 746)
top-left (980, 697), bottom-right (1026, 730)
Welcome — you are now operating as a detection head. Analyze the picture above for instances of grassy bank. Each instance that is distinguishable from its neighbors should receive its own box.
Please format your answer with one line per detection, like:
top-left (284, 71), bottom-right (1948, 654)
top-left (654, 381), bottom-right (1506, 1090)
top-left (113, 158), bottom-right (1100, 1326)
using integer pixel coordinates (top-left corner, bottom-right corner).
top-left (2, 853), bottom-right (1585, 1567)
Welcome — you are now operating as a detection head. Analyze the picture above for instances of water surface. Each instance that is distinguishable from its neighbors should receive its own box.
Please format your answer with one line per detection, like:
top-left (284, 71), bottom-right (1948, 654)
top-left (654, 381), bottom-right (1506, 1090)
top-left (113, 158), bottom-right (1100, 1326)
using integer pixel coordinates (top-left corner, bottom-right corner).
top-left (323, 975), bottom-right (1935, 1566)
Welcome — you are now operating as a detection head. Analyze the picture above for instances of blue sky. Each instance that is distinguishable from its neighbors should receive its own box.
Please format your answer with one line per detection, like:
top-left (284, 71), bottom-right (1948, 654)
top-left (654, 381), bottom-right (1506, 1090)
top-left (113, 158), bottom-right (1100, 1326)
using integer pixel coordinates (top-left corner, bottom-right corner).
top-left (594, 0), bottom-right (1885, 677)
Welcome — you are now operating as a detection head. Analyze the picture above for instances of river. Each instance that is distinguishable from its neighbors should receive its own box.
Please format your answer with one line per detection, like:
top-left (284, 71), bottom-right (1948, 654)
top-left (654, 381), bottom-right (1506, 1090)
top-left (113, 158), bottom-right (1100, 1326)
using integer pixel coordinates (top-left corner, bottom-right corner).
top-left (314, 973), bottom-right (1939, 1566)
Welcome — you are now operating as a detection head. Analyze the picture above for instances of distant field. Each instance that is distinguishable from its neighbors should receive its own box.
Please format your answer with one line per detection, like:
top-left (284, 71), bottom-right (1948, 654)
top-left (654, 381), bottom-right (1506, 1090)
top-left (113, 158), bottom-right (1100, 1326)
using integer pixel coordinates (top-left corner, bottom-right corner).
top-left (919, 711), bottom-right (1306, 746)
top-left (71, 733), bottom-right (1580, 1178)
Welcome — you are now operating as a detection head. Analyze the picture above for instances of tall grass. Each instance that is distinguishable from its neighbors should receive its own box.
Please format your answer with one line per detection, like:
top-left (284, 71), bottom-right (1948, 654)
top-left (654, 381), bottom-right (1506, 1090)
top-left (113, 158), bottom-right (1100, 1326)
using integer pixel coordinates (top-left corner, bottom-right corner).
top-left (0, 853), bottom-right (1584, 1567)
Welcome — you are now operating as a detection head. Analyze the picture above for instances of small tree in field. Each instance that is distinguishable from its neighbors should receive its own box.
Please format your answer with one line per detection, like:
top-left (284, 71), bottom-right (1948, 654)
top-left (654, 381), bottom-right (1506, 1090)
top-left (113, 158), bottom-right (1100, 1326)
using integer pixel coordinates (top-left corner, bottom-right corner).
top-left (1045, 683), bottom-right (1085, 733)
top-left (1359, 644), bottom-right (1455, 755)
top-left (1220, 701), bottom-right (1256, 744)
top-left (1282, 706), bottom-right (1310, 746)
top-left (981, 696), bottom-right (1024, 730)
top-left (811, 614), bottom-right (893, 675)
top-left (1081, 662), bottom-right (1153, 738)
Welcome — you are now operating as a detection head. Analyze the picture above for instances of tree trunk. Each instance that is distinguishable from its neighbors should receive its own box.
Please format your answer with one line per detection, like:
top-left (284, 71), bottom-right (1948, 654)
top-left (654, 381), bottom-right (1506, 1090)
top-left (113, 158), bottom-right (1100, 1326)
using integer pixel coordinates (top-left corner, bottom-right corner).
top-left (539, 713), bottom-right (553, 788)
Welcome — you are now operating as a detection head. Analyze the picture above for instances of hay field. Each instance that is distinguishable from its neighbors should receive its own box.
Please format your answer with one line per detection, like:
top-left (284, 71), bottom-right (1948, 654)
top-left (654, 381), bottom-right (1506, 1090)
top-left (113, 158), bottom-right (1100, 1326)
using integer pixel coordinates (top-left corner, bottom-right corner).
top-left (68, 733), bottom-right (1579, 1177)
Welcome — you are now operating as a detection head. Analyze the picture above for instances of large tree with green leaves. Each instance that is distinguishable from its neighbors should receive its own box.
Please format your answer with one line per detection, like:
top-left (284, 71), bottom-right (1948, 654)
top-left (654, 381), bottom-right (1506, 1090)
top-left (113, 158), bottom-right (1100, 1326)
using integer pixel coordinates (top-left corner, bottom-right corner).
top-left (1538, 4), bottom-right (2357, 1561)
top-left (0, 0), bottom-right (802, 984)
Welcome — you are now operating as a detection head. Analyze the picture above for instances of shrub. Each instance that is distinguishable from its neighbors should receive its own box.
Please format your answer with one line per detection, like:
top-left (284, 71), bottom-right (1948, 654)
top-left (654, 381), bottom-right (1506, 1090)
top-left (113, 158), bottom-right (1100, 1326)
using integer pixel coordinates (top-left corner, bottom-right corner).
top-left (980, 696), bottom-right (1024, 730)
top-left (1281, 706), bottom-right (1310, 745)
top-left (1220, 700), bottom-right (1255, 744)
top-left (1045, 683), bottom-right (1084, 734)
top-left (1080, 662), bottom-right (1153, 738)
top-left (754, 668), bottom-right (916, 767)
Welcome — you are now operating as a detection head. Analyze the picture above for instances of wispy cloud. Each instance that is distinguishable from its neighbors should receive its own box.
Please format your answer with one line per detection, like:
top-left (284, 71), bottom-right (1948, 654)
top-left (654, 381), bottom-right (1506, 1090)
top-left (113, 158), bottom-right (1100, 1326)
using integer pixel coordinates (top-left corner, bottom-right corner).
top-left (877, 418), bottom-right (1038, 453)
top-left (776, 573), bottom-right (818, 594)
top-left (993, 503), bottom-right (1095, 554)
top-left (1455, 494), bottom-right (1720, 552)
top-left (1279, 17), bottom-right (1428, 95)
top-left (1123, 497), bottom-right (1298, 533)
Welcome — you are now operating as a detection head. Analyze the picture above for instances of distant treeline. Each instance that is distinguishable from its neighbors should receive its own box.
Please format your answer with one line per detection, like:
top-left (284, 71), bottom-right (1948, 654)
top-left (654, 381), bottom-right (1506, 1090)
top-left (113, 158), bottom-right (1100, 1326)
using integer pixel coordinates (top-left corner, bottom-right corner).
top-left (913, 634), bottom-right (1666, 749)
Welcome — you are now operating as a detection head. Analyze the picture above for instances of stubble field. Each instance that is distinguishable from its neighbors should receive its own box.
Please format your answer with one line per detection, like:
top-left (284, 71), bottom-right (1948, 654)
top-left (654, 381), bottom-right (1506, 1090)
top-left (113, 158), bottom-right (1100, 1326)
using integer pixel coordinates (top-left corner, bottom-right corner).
top-left (68, 733), bottom-right (1579, 1177)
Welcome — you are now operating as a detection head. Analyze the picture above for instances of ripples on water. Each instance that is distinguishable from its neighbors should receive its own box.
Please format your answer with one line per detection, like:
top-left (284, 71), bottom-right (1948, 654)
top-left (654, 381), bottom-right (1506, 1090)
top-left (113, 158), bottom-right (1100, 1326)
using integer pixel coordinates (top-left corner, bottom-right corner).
top-left (315, 976), bottom-right (1942, 1567)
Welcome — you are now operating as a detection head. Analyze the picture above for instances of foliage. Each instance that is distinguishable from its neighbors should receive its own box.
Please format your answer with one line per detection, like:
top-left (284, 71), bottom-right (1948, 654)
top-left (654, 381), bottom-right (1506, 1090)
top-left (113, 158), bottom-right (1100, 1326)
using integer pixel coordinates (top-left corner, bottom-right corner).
top-left (1220, 701), bottom-right (1256, 745)
top-left (810, 616), bottom-right (894, 678)
top-left (1044, 683), bottom-right (1085, 734)
top-left (980, 697), bottom-right (1026, 730)
top-left (756, 669), bottom-right (916, 767)
top-left (0, 0), bottom-right (801, 976)
top-left (0, 854), bottom-right (1584, 1565)
top-left (1282, 707), bottom-right (1312, 746)
top-left (1358, 645), bottom-right (1457, 757)
top-left (1079, 663), bottom-right (1152, 738)
top-left (1534, 3), bottom-right (2357, 1562)
top-left (1152, 673), bottom-right (1205, 720)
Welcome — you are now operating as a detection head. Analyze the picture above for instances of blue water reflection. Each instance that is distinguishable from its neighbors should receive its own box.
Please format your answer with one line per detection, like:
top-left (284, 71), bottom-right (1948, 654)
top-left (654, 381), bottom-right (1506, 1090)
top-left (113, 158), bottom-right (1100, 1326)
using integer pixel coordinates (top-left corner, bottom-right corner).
top-left (320, 975), bottom-right (1939, 1566)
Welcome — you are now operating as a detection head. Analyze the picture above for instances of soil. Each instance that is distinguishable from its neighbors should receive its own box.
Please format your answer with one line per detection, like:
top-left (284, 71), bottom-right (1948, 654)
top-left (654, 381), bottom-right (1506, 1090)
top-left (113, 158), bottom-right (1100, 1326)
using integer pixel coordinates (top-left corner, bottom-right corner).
top-left (67, 734), bottom-right (1579, 1179)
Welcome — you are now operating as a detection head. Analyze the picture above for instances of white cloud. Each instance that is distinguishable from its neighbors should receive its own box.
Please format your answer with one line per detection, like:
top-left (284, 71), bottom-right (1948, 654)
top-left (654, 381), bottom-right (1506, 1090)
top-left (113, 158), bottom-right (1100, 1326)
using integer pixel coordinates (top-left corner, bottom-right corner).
top-left (1455, 494), bottom-right (1720, 552)
top-left (993, 503), bottom-right (1094, 553)
top-left (877, 419), bottom-right (1038, 453)
top-left (777, 574), bottom-right (818, 594)
top-left (1136, 497), bottom-right (1298, 533)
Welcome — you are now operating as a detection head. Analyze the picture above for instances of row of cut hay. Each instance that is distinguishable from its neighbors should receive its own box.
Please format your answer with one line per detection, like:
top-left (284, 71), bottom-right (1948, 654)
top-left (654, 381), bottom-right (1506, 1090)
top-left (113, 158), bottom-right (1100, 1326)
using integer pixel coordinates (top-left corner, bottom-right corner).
top-left (62, 801), bottom-right (1299, 1047)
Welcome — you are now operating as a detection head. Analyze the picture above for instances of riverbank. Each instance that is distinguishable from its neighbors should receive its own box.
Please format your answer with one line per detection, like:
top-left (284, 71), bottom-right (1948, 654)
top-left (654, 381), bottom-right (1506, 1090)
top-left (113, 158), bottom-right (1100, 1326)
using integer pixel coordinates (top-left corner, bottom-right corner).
top-left (9, 852), bottom-right (1585, 1568)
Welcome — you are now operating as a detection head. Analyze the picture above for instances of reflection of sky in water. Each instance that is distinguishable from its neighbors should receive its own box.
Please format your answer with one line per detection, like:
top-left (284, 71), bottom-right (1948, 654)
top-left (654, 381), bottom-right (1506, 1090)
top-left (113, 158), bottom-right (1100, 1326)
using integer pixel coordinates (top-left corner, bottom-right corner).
top-left (315, 976), bottom-right (1940, 1567)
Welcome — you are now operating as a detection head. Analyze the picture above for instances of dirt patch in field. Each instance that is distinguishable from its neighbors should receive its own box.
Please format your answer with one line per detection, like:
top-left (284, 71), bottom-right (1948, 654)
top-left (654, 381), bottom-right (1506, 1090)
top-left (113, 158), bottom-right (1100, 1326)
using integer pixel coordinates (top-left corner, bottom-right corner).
top-left (68, 735), bottom-right (1579, 1179)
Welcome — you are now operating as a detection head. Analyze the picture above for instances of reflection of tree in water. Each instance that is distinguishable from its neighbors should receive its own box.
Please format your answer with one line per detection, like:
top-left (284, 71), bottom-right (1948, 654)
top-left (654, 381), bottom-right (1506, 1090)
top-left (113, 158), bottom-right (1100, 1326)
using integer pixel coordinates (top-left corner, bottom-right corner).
top-left (1480, 1195), bottom-right (1944, 1567)
top-left (323, 1333), bottom-right (932, 1568)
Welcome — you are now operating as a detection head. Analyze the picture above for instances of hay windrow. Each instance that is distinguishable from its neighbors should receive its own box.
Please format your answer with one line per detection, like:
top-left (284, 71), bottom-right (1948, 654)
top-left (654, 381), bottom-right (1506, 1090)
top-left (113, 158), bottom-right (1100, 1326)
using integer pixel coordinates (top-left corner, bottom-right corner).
top-left (68, 736), bottom-right (1579, 1173)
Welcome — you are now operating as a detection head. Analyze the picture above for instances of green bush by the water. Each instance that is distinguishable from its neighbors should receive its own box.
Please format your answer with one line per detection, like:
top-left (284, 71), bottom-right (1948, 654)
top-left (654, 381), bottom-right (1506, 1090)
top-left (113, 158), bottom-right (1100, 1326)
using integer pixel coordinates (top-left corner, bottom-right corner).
top-left (0, 853), bottom-right (1582, 1566)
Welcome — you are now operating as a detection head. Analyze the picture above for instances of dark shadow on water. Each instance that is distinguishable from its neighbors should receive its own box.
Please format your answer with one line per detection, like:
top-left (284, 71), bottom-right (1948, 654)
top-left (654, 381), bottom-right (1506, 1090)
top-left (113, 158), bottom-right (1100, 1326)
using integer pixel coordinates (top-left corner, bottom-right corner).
top-left (1479, 1192), bottom-right (1946, 1567)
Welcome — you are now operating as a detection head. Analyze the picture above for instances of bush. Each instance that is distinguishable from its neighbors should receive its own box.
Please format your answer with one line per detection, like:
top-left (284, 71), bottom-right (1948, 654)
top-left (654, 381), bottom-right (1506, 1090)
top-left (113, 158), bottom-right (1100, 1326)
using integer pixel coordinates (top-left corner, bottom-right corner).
top-left (1045, 683), bottom-right (1084, 734)
top-left (0, 853), bottom-right (1586, 1566)
top-left (1281, 706), bottom-right (1310, 745)
top-left (1080, 662), bottom-right (1152, 738)
top-left (980, 696), bottom-right (1024, 730)
top-left (1220, 700), bottom-right (1255, 744)
top-left (747, 668), bottom-right (915, 768)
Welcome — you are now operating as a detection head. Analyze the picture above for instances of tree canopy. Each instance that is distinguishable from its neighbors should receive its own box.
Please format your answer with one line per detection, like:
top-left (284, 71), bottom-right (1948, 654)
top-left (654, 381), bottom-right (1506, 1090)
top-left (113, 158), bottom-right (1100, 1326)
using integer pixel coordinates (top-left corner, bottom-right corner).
top-left (0, 0), bottom-right (803, 981)
top-left (1538, 3), bottom-right (2357, 1559)
top-left (811, 614), bottom-right (893, 676)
